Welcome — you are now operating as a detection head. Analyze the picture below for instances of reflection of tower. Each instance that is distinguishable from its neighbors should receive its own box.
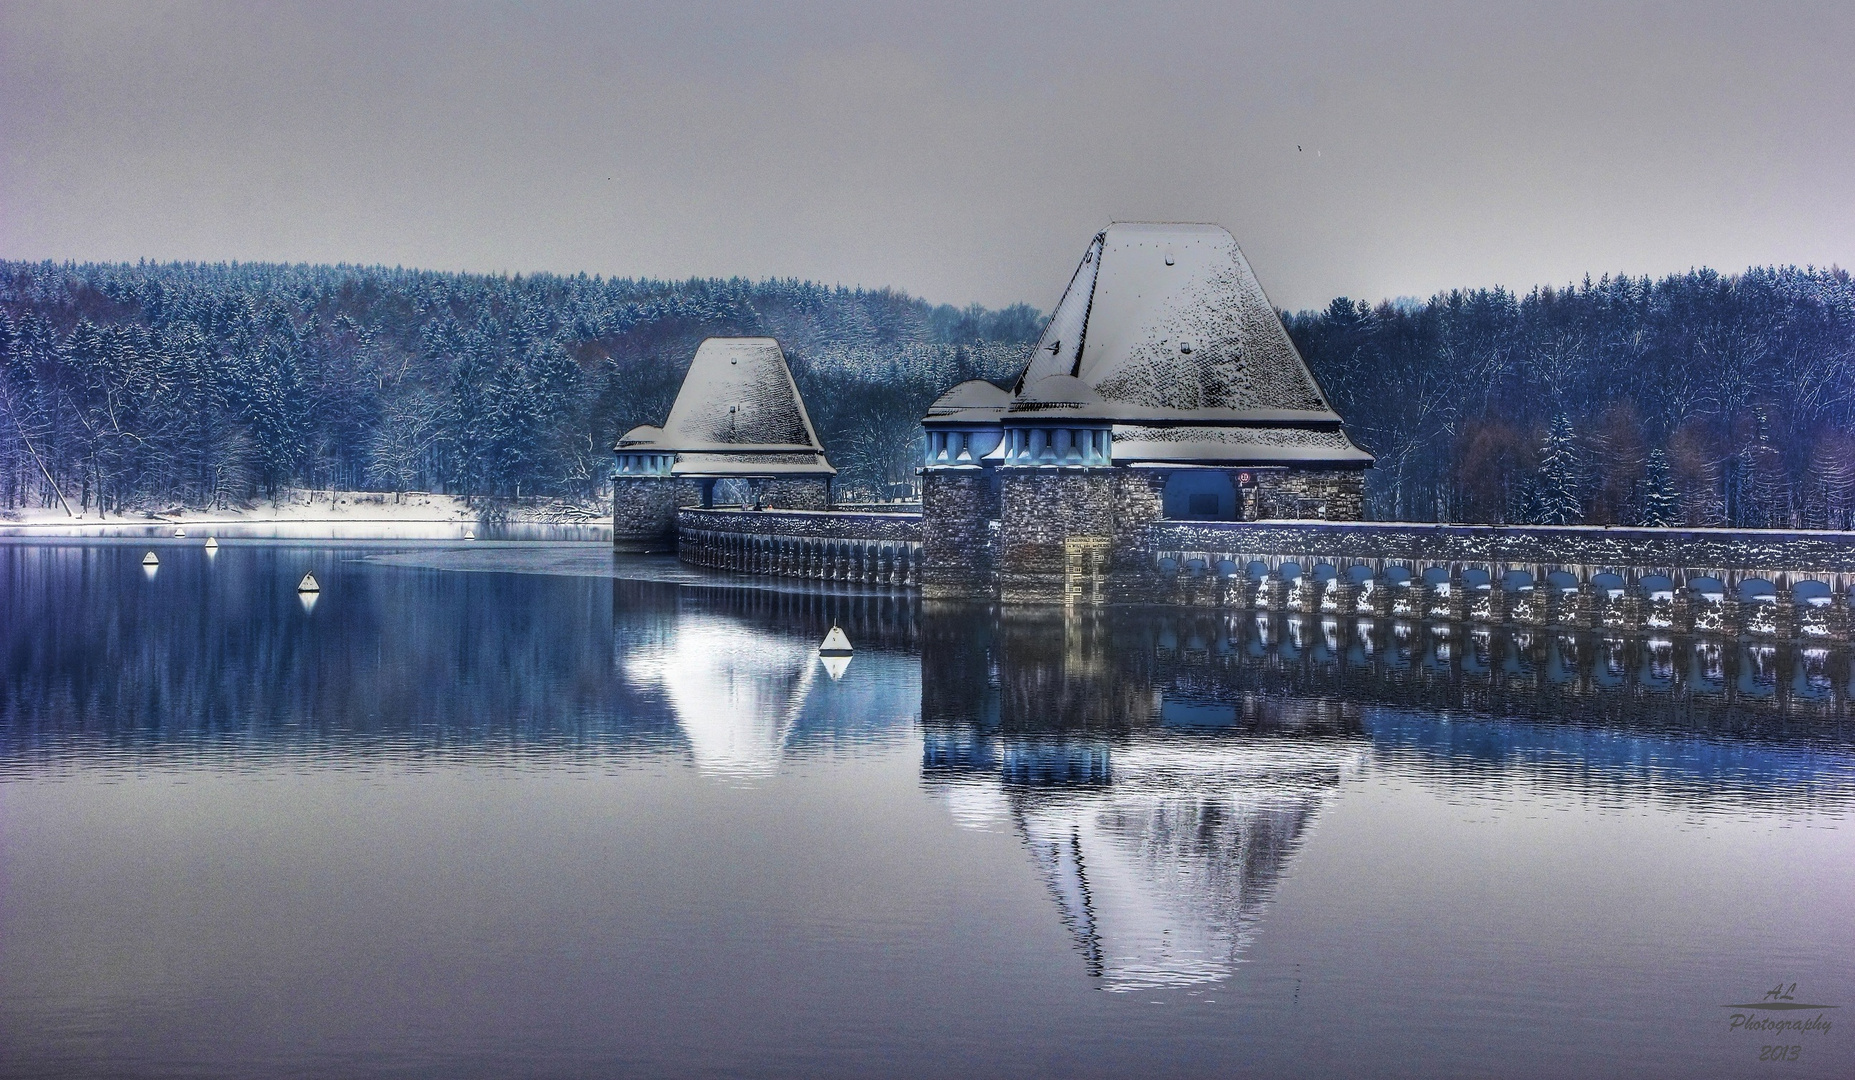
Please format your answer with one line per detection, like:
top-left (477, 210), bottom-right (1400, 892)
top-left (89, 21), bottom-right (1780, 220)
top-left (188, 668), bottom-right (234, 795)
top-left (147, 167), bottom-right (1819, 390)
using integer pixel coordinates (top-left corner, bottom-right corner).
top-left (625, 615), bottom-right (819, 778)
top-left (930, 733), bottom-right (1363, 991)
top-left (922, 596), bottom-right (1366, 990)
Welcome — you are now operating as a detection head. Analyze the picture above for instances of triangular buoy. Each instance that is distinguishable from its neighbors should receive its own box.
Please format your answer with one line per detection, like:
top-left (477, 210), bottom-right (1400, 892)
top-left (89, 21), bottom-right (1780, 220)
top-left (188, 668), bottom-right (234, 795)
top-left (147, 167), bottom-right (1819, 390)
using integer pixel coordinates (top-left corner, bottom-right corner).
top-left (465, 529), bottom-right (477, 541)
top-left (297, 572), bottom-right (320, 593)
top-left (174, 527), bottom-right (186, 537)
top-left (204, 536), bottom-right (218, 550)
top-left (819, 625), bottom-right (852, 656)
top-left (142, 551), bottom-right (160, 566)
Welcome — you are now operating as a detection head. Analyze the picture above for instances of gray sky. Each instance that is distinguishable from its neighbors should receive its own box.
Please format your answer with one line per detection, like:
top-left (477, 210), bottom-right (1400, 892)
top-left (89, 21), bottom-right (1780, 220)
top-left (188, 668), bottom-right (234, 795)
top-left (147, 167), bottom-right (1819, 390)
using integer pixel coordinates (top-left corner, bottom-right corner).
top-left (2, 1), bottom-right (1850, 311)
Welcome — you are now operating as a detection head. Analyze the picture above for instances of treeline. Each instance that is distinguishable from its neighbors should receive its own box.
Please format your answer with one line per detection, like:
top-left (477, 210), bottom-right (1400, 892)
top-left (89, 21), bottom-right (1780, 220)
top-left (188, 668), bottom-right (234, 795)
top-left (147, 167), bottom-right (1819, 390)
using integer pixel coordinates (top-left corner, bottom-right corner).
top-left (1290, 266), bottom-right (1855, 529)
top-left (0, 260), bottom-right (1037, 513)
top-left (6, 258), bottom-right (1853, 529)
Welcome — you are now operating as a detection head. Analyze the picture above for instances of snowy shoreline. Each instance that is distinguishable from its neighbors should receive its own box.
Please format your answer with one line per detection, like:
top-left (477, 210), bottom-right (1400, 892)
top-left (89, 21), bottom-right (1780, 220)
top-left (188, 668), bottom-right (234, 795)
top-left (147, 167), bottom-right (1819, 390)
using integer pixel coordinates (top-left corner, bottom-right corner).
top-left (0, 489), bottom-right (610, 539)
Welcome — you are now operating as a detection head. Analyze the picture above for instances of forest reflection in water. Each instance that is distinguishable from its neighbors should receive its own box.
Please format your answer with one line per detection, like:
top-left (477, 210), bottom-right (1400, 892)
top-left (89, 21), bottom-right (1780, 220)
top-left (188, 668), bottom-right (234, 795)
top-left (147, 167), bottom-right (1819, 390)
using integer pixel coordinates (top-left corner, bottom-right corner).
top-left (2, 542), bottom-right (1854, 1078)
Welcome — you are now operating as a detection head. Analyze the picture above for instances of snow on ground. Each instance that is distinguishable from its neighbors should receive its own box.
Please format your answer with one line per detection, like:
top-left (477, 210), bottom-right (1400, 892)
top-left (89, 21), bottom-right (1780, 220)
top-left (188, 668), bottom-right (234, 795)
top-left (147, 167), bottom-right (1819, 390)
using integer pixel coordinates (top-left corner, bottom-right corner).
top-left (0, 489), bottom-right (609, 540)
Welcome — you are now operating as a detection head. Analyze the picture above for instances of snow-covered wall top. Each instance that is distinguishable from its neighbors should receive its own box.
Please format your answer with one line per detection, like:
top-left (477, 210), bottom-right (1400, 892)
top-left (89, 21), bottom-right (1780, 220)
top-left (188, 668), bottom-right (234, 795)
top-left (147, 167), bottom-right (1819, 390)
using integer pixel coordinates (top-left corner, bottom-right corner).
top-left (1150, 520), bottom-right (1855, 578)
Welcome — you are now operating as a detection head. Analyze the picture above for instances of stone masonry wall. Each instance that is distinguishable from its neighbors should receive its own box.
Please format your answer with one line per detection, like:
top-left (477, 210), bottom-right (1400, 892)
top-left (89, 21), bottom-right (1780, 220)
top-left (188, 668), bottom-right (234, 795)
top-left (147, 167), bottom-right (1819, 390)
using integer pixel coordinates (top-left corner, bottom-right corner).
top-left (677, 507), bottom-right (923, 586)
top-left (1147, 520), bottom-right (1855, 576)
top-left (998, 469), bottom-right (1166, 604)
top-left (762, 477), bottom-right (831, 510)
top-left (1125, 518), bottom-right (1855, 639)
top-left (612, 476), bottom-right (678, 552)
top-left (921, 471), bottom-right (1000, 600)
top-left (1253, 470), bottom-right (1365, 521)
top-left (679, 507), bottom-right (921, 544)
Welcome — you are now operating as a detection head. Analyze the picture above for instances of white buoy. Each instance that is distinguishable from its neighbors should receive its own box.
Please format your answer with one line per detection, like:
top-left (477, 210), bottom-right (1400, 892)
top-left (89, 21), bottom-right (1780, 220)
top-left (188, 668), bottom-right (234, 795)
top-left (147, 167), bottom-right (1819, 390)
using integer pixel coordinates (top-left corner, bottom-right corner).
top-left (465, 529), bottom-right (477, 541)
top-left (819, 625), bottom-right (852, 656)
top-left (297, 571), bottom-right (320, 594)
top-left (204, 536), bottom-right (218, 551)
top-left (174, 527), bottom-right (186, 538)
top-left (142, 551), bottom-right (160, 566)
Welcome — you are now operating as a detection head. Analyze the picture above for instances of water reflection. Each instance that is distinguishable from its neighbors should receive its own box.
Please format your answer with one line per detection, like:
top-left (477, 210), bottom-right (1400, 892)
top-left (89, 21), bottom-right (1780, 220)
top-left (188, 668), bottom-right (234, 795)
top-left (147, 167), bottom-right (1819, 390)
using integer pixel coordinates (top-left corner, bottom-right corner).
top-left (927, 730), bottom-right (1363, 991)
top-left (924, 607), bottom-right (1855, 794)
top-left (921, 606), bottom-right (1368, 990)
top-left (4, 543), bottom-right (1855, 1077)
top-left (625, 615), bottom-right (820, 777)
top-left (0, 545), bottom-right (919, 771)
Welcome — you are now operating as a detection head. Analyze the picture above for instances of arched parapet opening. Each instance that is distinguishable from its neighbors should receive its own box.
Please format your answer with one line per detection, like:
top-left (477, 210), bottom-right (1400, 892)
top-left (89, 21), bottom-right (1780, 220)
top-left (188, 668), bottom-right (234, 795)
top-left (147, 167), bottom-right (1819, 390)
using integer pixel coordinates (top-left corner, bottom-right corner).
top-left (1499, 568), bottom-right (1535, 594)
top-left (1738, 578), bottom-right (1778, 602)
top-left (1544, 569), bottom-right (1581, 595)
top-left (1418, 566), bottom-right (1452, 620)
top-left (1377, 564), bottom-right (1417, 618)
top-left (1310, 562), bottom-right (1342, 613)
top-left (1639, 575), bottom-right (1676, 629)
top-left (1590, 571), bottom-right (1629, 630)
top-left (1796, 580), bottom-right (1836, 639)
top-left (1458, 567), bottom-right (1495, 621)
top-left (1343, 563), bottom-right (1377, 616)
top-left (1738, 578), bottom-right (1781, 637)
top-left (1686, 576), bottom-right (1728, 633)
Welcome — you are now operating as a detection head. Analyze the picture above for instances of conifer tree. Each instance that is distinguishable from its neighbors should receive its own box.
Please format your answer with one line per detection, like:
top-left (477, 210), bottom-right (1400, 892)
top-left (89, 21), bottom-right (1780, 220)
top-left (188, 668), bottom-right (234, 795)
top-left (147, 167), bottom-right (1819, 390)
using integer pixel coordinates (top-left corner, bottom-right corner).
top-left (1639, 448), bottom-right (1678, 527)
top-left (1534, 413), bottom-right (1583, 525)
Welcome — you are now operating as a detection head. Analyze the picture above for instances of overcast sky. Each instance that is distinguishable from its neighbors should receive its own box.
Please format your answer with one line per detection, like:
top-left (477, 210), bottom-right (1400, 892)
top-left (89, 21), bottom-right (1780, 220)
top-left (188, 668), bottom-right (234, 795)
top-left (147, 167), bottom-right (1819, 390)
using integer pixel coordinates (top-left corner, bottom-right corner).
top-left (2, 1), bottom-right (1850, 312)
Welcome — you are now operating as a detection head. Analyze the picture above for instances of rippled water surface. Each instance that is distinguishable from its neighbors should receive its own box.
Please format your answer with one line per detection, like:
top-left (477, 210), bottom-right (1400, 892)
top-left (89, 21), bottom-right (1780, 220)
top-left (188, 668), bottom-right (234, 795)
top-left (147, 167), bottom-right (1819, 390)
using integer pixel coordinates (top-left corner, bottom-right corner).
top-left (2, 540), bottom-right (1852, 1078)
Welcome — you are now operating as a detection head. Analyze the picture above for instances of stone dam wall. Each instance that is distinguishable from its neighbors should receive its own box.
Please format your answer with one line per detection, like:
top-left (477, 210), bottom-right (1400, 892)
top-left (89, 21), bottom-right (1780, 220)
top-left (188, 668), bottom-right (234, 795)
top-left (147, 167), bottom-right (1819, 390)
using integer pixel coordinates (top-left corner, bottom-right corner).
top-left (677, 507), bottom-right (925, 586)
top-left (669, 508), bottom-right (1855, 640)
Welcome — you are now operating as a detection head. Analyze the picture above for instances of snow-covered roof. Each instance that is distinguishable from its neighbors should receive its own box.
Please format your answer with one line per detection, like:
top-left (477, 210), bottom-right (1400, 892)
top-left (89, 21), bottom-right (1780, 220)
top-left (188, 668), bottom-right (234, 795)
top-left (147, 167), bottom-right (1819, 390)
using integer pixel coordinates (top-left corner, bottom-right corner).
top-left (1016, 374), bottom-right (1101, 407)
top-left (616, 424), bottom-right (665, 449)
top-left (999, 223), bottom-right (1372, 467)
top-left (923, 379), bottom-right (1014, 428)
top-left (929, 380), bottom-right (1013, 412)
top-left (1110, 425), bottom-right (1370, 467)
top-left (657, 338), bottom-right (836, 477)
top-left (1016, 223), bottom-right (1330, 411)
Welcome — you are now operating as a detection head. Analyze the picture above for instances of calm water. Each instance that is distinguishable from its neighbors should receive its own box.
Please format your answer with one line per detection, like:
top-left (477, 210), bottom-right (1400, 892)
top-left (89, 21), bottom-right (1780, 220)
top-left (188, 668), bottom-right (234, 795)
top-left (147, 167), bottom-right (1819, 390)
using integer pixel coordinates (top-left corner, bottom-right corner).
top-left (1, 540), bottom-right (1851, 1079)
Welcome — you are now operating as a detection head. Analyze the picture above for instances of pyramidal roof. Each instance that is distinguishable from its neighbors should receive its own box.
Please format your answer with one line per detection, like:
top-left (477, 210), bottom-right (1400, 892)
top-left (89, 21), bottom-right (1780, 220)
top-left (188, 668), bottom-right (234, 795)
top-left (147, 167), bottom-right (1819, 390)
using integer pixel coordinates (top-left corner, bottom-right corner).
top-left (1015, 223), bottom-right (1336, 418)
top-left (659, 338), bottom-right (835, 476)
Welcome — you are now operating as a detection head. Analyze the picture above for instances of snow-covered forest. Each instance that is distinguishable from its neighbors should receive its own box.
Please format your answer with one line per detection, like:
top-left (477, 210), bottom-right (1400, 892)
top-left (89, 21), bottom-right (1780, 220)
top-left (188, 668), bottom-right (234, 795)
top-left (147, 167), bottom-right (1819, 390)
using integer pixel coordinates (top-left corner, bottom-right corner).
top-left (1291, 266), bottom-right (1855, 528)
top-left (4, 259), bottom-right (1852, 529)
top-left (0, 261), bottom-right (1037, 512)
